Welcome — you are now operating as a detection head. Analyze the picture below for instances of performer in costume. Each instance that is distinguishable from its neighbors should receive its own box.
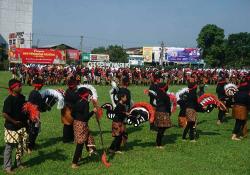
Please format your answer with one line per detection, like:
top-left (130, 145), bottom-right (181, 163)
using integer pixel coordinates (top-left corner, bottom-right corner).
top-left (119, 73), bottom-right (132, 111)
top-left (182, 82), bottom-right (199, 142)
top-left (216, 74), bottom-right (227, 125)
top-left (27, 77), bottom-right (45, 152)
top-left (116, 73), bottom-right (132, 145)
top-left (76, 84), bottom-right (100, 156)
top-left (154, 82), bottom-right (172, 148)
top-left (71, 87), bottom-right (97, 169)
top-left (243, 72), bottom-right (250, 137)
top-left (231, 77), bottom-right (250, 140)
top-left (197, 75), bottom-right (207, 97)
top-left (61, 78), bottom-right (78, 143)
top-left (109, 92), bottom-right (129, 153)
top-left (2, 79), bottom-right (28, 173)
top-left (148, 71), bottom-right (161, 130)
top-left (176, 88), bottom-right (188, 128)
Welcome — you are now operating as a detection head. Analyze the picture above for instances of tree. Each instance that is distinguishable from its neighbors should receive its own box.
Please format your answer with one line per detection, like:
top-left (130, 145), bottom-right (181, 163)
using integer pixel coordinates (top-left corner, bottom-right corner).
top-left (91, 45), bottom-right (128, 62)
top-left (197, 24), bottom-right (225, 67)
top-left (107, 45), bottom-right (128, 63)
top-left (91, 47), bottom-right (107, 54)
top-left (225, 32), bottom-right (250, 67)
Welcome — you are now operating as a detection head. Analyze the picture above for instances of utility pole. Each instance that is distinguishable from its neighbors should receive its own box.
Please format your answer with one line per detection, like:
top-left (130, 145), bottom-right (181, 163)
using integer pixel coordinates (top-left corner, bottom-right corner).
top-left (80, 35), bottom-right (83, 52)
top-left (36, 39), bottom-right (40, 48)
top-left (160, 41), bottom-right (164, 66)
top-left (30, 32), bottom-right (33, 48)
top-left (80, 35), bottom-right (83, 65)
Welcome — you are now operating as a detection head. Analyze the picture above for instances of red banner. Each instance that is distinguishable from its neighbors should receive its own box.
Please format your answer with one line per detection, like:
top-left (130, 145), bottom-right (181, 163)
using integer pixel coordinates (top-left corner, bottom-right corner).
top-left (9, 48), bottom-right (66, 64)
top-left (67, 49), bottom-right (80, 60)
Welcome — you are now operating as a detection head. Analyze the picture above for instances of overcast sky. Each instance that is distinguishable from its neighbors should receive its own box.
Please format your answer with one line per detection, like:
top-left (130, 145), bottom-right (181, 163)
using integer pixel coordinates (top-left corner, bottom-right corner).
top-left (33, 0), bottom-right (250, 51)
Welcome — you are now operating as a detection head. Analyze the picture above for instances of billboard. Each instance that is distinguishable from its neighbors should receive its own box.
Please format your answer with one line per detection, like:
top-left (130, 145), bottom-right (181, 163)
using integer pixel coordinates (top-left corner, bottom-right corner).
top-left (143, 47), bottom-right (153, 63)
top-left (142, 46), bottom-right (201, 63)
top-left (8, 32), bottom-right (26, 50)
top-left (82, 53), bottom-right (91, 62)
top-left (87, 62), bottom-right (130, 68)
top-left (128, 55), bottom-right (144, 66)
top-left (9, 48), bottom-right (66, 64)
top-left (90, 54), bottom-right (109, 62)
top-left (67, 49), bottom-right (80, 60)
top-left (165, 47), bottom-right (201, 62)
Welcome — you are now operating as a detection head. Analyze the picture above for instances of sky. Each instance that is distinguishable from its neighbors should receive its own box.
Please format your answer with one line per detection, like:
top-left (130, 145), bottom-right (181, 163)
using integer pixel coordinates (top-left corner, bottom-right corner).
top-left (33, 0), bottom-right (250, 52)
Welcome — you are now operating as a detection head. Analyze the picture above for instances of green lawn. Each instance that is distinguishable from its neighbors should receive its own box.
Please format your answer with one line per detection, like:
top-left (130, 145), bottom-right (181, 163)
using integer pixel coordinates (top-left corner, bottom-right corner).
top-left (0, 71), bottom-right (249, 175)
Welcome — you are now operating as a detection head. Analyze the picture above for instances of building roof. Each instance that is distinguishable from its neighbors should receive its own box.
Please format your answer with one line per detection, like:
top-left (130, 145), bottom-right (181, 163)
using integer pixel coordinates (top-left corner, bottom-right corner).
top-left (125, 47), bottom-right (143, 55)
top-left (39, 43), bottom-right (79, 50)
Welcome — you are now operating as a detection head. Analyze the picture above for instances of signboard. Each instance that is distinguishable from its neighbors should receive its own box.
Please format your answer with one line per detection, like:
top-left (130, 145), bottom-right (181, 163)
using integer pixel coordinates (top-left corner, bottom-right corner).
top-left (82, 53), bottom-right (91, 62)
top-left (9, 48), bottom-right (66, 64)
top-left (128, 55), bottom-right (144, 66)
top-left (87, 62), bottom-right (130, 68)
top-left (67, 49), bottom-right (80, 60)
top-left (165, 47), bottom-right (201, 62)
top-left (90, 54), bottom-right (109, 62)
top-left (143, 47), bottom-right (153, 62)
top-left (8, 32), bottom-right (25, 49)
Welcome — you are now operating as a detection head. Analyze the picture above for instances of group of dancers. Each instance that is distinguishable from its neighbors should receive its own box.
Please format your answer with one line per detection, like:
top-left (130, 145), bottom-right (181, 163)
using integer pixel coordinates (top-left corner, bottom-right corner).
top-left (2, 69), bottom-right (250, 173)
top-left (11, 64), bottom-right (249, 86)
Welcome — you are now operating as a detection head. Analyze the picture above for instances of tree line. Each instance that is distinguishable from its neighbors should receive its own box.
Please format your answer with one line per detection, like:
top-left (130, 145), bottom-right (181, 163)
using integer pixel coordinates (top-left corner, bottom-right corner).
top-left (92, 24), bottom-right (250, 68)
top-left (197, 24), bottom-right (250, 68)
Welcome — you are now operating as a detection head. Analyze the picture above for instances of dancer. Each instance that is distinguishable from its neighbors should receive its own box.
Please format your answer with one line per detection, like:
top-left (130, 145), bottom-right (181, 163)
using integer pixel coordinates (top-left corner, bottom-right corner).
top-left (216, 74), bottom-right (227, 125)
top-left (148, 71), bottom-right (160, 130)
top-left (231, 77), bottom-right (249, 140)
top-left (109, 92), bottom-right (129, 154)
top-left (71, 87), bottom-right (97, 168)
top-left (182, 82), bottom-right (199, 142)
top-left (3, 79), bottom-right (28, 173)
top-left (154, 82), bottom-right (172, 148)
top-left (27, 77), bottom-right (44, 152)
top-left (61, 78), bottom-right (78, 143)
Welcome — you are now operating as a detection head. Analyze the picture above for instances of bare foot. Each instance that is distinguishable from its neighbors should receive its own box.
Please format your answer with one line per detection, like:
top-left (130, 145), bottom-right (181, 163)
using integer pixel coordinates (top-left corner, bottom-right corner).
top-left (216, 120), bottom-right (222, 125)
top-left (156, 146), bottom-right (164, 149)
top-left (231, 137), bottom-right (241, 141)
top-left (4, 169), bottom-right (15, 174)
top-left (115, 151), bottom-right (124, 154)
top-left (71, 164), bottom-right (79, 169)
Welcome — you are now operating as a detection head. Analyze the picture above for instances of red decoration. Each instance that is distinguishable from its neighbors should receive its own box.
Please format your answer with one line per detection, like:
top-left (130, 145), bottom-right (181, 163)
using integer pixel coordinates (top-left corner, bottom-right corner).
top-left (101, 152), bottom-right (111, 168)
top-left (131, 102), bottom-right (155, 123)
top-left (168, 93), bottom-right (177, 113)
top-left (143, 89), bottom-right (149, 95)
top-left (22, 102), bottom-right (40, 122)
top-left (97, 107), bottom-right (103, 120)
top-left (198, 93), bottom-right (227, 111)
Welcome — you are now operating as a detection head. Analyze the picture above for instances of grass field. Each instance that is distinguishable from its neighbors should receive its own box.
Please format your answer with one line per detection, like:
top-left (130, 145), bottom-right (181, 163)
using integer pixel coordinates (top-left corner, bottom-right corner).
top-left (0, 71), bottom-right (249, 175)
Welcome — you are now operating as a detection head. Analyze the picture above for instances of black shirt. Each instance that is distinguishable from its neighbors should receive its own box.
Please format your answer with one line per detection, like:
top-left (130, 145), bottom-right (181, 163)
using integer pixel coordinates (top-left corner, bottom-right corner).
top-left (113, 103), bottom-right (127, 122)
top-left (118, 87), bottom-right (132, 110)
top-left (156, 90), bottom-right (171, 113)
top-left (216, 83), bottom-right (226, 100)
top-left (64, 88), bottom-right (79, 107)
top-left (177, 99), bottom-right (186, 117)
top-left (72, 100), bottom-right (94, 122)
top-left (2, 94), bottom-right (27, 131)
top-left (28, 90), bottom-right (43, 112)
top-left (149, 83), bottom-right (158, 107)
top-left (234, 90), bottom-right (250, 107)
top-left (186, 90), bottom-right (199, 110)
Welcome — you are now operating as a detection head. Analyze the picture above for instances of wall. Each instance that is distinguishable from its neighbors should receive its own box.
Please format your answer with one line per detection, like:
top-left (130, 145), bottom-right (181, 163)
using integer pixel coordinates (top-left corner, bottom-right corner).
top-left (0, 0), bottom-right (33, 49)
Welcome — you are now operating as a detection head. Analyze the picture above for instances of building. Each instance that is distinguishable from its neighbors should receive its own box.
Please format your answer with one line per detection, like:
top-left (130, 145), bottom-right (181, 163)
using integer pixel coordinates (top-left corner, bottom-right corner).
top-left (0, 0), bottom-right (33, 50)
top-left (143, 46), bottom-right (203, 65)
top-left (128, 55), bottom-right (144, 66)
top-left (125, 47), bottom-right (143, 55)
